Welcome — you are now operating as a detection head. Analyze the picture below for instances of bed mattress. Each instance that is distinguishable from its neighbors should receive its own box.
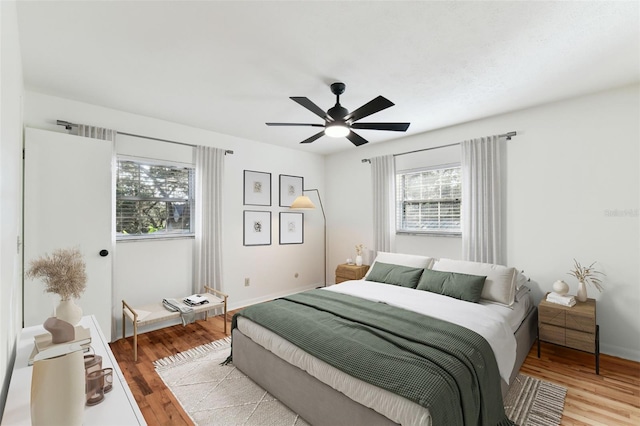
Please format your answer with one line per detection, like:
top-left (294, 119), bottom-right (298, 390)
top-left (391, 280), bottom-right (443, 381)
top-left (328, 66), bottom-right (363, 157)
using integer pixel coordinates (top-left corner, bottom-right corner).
top-left (236, 280), bottom-right (527, 426)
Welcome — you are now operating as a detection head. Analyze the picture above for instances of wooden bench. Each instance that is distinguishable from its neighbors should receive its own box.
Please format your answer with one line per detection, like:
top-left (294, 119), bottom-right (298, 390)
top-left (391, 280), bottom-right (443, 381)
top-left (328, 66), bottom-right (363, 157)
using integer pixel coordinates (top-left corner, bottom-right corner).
top-left (122, 285), bottom-right (228, 361)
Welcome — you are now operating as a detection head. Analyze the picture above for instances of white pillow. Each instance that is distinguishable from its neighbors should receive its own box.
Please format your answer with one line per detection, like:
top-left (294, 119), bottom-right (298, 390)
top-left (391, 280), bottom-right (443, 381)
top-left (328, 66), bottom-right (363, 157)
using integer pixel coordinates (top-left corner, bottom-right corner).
top-left (432, 258), bottom-right (517, 307)
top-left (364, 252), bottom-right (435, 280)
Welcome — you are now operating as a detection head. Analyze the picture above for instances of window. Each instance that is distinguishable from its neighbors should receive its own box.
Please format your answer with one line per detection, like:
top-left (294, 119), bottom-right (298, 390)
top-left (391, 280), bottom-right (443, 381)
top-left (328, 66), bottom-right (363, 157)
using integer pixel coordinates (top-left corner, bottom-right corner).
top-left (116, 158), bottom-right (194, 239)
top-left (396, 164), bottom-right (461, 235)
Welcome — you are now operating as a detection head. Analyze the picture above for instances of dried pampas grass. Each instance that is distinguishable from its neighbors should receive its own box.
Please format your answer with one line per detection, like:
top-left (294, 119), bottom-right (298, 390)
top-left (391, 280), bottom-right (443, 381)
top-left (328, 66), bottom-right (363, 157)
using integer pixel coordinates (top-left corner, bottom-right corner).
top-left (26, 248), bottom-right (87, 300)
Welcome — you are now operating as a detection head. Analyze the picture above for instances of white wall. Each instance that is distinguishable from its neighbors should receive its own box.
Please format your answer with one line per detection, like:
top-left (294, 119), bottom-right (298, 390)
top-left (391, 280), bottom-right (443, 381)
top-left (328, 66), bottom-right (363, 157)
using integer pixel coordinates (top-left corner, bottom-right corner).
top-left (0, 0), bottom-right (24, 417)
top-left (326, 84), bottom-right (640, 361)
top-left (24, 91), bottom-right (325, 340)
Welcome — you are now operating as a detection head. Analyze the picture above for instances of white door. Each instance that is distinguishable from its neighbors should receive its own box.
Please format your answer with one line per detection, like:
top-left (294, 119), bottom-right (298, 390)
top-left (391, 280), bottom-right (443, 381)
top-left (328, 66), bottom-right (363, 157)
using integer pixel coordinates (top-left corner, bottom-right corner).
top-left (24, 128), bottom-right (113, 338)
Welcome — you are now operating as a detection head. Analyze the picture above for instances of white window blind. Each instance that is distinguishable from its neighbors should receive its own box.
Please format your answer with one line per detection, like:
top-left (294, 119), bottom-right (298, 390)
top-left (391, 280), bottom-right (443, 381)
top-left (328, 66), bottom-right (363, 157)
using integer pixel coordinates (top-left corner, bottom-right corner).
top-left (396, 164), bottom-right (461, 235)
top-left (116, 158), bottom-right (194, 239)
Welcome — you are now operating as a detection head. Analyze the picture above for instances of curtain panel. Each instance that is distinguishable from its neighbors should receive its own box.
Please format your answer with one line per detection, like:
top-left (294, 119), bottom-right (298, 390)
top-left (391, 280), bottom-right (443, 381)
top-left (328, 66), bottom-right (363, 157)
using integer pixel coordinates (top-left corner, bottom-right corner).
top-left (77, 124), bottom-right (116, 143)
top-left (371, 154), bottom-right (396, 255)
top-left (194, 146), bottom-right (225, 293)
top-left (460, 135), bottom-right (504, 265)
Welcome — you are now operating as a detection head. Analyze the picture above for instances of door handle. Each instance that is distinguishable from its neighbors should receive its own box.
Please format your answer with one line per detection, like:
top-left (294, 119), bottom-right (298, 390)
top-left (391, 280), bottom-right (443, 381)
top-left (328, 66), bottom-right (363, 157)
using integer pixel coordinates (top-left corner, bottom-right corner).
top-left (99, 249), bottom-right (109, 257)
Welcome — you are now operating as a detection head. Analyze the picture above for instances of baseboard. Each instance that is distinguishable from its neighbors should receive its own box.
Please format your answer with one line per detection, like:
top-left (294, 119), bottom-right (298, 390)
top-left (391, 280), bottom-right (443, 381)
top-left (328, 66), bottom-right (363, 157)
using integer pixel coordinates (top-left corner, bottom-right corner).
top-left (601, 343), bottom-right (640, 363)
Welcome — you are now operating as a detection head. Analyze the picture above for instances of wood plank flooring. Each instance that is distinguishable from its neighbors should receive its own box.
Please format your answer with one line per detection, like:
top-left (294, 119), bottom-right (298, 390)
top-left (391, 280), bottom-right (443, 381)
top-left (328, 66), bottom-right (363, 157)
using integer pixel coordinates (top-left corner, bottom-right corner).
top-left (110, 310), bottom-right (640, 425)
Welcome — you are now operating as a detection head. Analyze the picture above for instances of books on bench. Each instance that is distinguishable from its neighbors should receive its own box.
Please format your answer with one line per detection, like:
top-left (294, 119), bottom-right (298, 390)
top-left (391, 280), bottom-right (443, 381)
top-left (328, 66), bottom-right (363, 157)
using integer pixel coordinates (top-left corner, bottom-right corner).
top-left (183, 294), bottom-right (210, 306)
top-left (28, 325), bottom-right (91, 366)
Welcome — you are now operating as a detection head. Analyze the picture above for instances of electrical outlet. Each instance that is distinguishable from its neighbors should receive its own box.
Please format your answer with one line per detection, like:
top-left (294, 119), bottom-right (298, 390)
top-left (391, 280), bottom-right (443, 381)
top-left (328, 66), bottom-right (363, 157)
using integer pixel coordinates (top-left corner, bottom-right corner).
top-left (244, 278), bottom-right (250, 287)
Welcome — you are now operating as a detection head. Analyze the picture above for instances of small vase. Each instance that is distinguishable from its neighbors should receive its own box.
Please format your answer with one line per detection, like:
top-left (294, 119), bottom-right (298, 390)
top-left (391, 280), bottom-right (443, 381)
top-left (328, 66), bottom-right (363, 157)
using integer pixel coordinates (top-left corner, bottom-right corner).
top-left (552, 280), bottom-right (570, 295)
top-left (55, 299), bottom-right (83, 325)
top-left (576, 281), bottom-right (588, 303)
top-left (355, 255), bottom-right (363, 266)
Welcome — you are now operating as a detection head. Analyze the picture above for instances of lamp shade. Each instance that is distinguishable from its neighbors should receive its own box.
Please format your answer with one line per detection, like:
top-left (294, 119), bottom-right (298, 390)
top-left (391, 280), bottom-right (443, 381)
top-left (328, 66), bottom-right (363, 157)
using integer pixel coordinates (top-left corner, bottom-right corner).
top-left (290, 195), bottom-right (316, 209)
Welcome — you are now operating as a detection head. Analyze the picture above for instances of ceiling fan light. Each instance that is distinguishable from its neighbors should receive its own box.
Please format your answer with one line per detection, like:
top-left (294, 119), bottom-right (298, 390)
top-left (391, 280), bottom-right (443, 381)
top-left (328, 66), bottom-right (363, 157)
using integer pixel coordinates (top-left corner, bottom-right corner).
top-left (325, 123), bottom-right (350, 138)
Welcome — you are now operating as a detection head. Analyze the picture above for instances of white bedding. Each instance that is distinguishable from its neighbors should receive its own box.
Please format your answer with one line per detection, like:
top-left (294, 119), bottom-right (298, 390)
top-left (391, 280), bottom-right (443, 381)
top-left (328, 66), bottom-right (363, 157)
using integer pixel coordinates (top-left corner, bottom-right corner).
top-left (237, 280), bottom-right (521, 426)
top-left (481, 291), bottom-right (532, 333)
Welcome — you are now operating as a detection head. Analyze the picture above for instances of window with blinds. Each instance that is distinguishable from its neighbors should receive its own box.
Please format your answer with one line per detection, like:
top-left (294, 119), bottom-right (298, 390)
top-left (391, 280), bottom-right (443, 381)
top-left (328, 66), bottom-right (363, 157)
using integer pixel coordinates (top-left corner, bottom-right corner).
top-left (116, 158), bottom-right (194, 239)
top-left (396, 164), bottom-right (461, 235)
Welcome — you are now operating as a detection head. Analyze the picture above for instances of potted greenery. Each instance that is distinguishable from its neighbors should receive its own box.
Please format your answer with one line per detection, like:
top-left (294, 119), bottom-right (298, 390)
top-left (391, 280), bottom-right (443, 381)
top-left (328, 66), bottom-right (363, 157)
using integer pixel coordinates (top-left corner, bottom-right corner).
top-left (568, 259), bottom-right (604, 302)
top-left (26, 247), bottom-right (87, 325)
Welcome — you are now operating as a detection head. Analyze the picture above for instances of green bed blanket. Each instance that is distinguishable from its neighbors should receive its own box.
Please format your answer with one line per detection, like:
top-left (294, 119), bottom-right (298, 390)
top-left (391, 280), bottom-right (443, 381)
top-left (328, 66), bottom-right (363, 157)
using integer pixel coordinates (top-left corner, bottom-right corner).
top-left (231, 289), bottom-right (513, 426)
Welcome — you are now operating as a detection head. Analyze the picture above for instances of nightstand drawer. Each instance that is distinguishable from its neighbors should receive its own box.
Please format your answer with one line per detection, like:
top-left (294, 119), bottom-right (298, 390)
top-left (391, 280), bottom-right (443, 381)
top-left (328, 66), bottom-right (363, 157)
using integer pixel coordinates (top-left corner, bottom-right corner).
top-left (336, 267), bottom-right (360, 280)
top-left (335, 264), bottom-right (369, 284)
top-left (539, 308), bottom-right (565, 327)
top-left (566, 311), bottom-right (596, 333)
top-left (539, 324), bottom-right (565, 346)
top-left (566, 329), bottom-right (595, 353)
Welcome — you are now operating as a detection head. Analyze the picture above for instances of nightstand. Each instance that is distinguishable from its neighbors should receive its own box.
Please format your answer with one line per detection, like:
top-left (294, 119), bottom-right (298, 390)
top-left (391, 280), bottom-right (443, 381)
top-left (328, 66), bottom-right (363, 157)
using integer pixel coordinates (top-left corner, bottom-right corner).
top-left (335, 264), bottom-right (369, 284)
top-left (537, 293), bottom-right (599, 374)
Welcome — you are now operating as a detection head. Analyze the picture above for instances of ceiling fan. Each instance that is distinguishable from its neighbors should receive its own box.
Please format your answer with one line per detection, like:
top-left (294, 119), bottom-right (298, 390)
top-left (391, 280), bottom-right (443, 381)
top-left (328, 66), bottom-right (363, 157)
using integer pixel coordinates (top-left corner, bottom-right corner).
top-left (266, 82), bottom-right (410, 146)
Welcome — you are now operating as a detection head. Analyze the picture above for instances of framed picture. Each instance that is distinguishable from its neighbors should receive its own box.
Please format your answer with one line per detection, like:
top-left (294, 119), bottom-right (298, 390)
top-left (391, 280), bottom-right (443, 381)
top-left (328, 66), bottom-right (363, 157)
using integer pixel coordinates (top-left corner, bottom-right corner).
top-left (244, 170), bottom-right (271, 206)
top-left (279, 174), bottom-right (303, 207)
top-left (243, 211), bottom-right (272, 246)
top-left (279, 212), bottom-right (303, 245)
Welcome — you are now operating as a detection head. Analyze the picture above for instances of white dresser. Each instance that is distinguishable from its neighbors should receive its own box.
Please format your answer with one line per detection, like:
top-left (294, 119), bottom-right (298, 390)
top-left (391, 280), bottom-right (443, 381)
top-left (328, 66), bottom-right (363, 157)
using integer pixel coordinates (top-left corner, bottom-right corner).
top-left (2, 315), bottom-right (145, 425)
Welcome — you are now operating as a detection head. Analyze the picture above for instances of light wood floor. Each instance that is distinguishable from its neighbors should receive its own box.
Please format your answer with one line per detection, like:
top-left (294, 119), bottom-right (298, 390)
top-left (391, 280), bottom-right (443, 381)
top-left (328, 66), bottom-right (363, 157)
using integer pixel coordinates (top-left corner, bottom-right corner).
top-left (110, 311), bottom-right (640, 426)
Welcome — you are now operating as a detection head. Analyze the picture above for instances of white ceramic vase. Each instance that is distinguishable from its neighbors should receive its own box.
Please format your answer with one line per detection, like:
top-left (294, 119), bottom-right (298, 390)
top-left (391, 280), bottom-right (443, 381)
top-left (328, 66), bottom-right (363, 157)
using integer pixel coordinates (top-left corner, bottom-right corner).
top-left (31, 350), bottom-right (85, 426)
top-left (576, 281), bottom-right (588, 303)
top-left (552, 280), bottom-right (570, 295)
top-left (355, 255), bottom-right (363, 266)
top-left (55, 299), bottom-right (83, 325)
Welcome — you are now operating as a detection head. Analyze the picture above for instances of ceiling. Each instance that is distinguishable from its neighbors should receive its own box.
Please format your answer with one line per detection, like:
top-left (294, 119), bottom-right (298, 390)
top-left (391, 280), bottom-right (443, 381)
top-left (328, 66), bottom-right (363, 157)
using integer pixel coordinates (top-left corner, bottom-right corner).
top-left (16, 1), bottom-right (640, 155)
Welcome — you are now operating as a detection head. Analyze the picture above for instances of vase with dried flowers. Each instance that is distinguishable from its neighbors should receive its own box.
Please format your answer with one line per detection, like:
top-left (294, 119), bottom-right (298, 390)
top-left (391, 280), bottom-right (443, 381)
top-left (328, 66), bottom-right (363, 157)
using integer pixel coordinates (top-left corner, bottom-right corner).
top-left (355, 244), bottom-right (364, 266)
top-left (568, 259), bottom-right (604, 303)
top-left (26, 248), bottom-right (87, 325)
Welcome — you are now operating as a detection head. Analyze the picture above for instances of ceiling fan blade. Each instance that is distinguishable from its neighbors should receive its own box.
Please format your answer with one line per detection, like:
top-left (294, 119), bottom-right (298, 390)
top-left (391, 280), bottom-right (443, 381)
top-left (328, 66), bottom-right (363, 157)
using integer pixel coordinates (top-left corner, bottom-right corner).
top-left (351, 122), bottom-right (410, 132)
top-left (346, 131), bottom-right (368, 147)
top-left (344, 96), bottom-right (394, 123)
top-left (300, 131), bottom-right (325, 144)
top-left (266, 122), bottom-right (325, 127)
top-left (290, 97), bottom-right (329, 120)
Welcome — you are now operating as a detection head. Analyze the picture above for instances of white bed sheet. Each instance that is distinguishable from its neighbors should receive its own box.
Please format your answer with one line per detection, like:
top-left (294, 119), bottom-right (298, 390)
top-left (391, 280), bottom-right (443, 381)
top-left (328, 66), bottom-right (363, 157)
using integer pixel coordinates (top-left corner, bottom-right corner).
top-left (481, 292), bottom-right (533, 333)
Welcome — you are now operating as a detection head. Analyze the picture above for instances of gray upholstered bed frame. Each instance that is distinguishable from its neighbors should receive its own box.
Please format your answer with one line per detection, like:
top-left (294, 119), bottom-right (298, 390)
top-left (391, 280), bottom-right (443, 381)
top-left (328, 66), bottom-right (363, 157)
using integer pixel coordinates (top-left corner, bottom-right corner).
top-left (233, 305), bottom-right (538, 426)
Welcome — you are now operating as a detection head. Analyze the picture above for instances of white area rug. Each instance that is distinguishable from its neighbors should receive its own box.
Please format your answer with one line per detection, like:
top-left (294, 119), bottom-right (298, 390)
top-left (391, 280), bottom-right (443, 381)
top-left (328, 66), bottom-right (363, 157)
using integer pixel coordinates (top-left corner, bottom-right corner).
top-left (155, 338), bottom-right (566, 426)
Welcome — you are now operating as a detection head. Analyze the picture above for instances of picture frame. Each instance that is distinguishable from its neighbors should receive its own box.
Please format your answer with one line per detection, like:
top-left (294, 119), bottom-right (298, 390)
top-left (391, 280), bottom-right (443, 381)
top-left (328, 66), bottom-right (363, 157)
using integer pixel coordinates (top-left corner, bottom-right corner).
top-left (279, 174), bottom-right (303, 207)
top-left (244, 170), bottom-right (271, 206)
top-left (279, 212), bottom-right (303, 245)
top-left (243, 211), bottom-right (272, 246)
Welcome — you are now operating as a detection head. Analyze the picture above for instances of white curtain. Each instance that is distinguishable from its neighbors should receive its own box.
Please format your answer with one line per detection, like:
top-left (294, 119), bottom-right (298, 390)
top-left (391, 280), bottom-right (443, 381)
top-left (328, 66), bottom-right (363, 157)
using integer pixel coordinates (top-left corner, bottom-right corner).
top-left (194, 146), bottom-right (225, 293)
top-left (77, 124), bottom-right (116, 142)
top-left (371, 155), bottom-right (396, 255)
top-left (460, 135), bottom-right (504, 265)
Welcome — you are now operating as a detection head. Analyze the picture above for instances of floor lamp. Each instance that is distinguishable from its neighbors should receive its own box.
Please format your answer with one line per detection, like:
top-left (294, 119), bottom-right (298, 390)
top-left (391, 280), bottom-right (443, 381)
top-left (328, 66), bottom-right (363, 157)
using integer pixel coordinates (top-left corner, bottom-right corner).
top-left (290, 189), bottom-right (326, 287)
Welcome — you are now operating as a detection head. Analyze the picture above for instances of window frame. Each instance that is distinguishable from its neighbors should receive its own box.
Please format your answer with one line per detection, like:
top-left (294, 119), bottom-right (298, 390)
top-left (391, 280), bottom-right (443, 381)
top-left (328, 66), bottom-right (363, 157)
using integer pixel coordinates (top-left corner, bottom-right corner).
top-left (395, 162), bottom-right (462, 237)
top-left (115, 156), bottom-right (196, 241)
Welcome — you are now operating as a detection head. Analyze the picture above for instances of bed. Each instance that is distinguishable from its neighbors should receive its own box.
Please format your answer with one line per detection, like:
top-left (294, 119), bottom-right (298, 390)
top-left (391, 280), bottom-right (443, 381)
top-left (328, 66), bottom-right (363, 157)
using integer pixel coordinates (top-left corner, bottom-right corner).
top-left (231, 254), bottom-right (538, 426)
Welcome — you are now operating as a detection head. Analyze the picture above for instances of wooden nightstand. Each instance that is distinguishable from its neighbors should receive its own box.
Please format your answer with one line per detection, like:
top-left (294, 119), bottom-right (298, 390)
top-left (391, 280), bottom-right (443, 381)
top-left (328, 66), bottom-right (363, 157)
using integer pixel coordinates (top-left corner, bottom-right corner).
top-left (537, 293), bottom-right (599, 374)
top-left (335, 264), bottom-right (369, 284)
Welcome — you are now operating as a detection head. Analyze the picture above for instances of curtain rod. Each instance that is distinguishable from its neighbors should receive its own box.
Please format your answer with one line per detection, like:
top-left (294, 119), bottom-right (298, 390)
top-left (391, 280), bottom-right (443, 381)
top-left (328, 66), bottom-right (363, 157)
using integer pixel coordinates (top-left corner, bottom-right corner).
top-left (360, 131), bottom-right (516, 163)
top-left (56, 120), bottom-right (234, 155)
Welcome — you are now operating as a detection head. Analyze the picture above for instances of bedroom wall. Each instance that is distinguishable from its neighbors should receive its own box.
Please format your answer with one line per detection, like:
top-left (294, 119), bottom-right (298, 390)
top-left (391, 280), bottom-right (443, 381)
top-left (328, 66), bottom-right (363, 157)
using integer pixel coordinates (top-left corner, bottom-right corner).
top-left (325, 84), bottom-right (640, 361)
top-left (0, 0), bottom-right (24, 417)
top-left (23, 91), bottom-right (325, 341)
